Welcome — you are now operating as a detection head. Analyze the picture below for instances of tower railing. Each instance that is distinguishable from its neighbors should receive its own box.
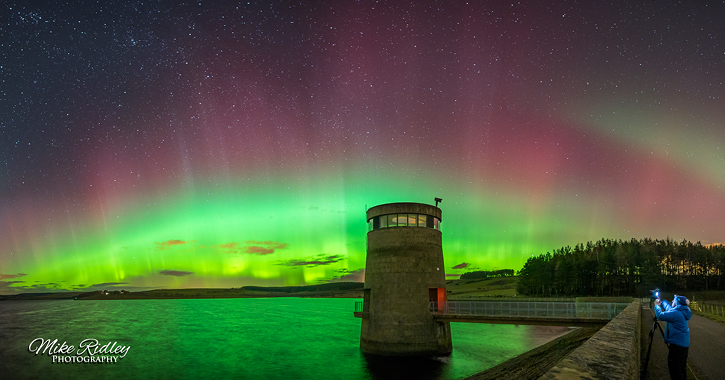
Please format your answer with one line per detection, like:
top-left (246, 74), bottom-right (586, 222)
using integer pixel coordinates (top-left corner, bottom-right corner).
top-left (430, 301), bottom-right (629, 320)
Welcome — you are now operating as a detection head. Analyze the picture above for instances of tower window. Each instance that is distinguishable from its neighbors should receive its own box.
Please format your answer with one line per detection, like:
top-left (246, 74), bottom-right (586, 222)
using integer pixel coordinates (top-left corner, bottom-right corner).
top-left (368, 214), bottom-right (441, 231)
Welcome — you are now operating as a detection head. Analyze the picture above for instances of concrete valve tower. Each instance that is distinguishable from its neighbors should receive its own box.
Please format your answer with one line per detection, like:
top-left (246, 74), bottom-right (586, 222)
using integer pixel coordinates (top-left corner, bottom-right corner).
top-left (356, 202), bottom-right (452, 356)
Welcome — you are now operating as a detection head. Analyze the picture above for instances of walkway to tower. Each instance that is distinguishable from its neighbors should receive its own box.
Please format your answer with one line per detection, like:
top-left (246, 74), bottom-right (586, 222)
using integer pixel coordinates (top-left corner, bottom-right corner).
top-left (355, 300), bottom-right (630, 327)
top-left (430, 300), bottom-right (629, 326)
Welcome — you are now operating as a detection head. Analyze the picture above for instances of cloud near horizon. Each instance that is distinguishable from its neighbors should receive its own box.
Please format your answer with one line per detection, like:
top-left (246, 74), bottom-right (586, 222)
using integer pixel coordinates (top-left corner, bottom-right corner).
top-left (213, 240), bottom-right (289, 255)
top-left (2, 281), bottom-right (67, 293)
top-left (327, 268), bottom-right (365, 283)
top-left (0, 273), bottom-right (28, 280)
top-left (88, 282), bottom-right (129, 288)
top-left (70, 283), bottom-right (144, 292)
top-left (276, 254), bottom-right (345, 267)
top-left (159, 270), bottom-right (194, 277)
top-left (0, 281), bottom-right (26, 294)
top-left (155, 240), bottom-right (188, 250)
top-left (452, 262), bottom-right (469, 269)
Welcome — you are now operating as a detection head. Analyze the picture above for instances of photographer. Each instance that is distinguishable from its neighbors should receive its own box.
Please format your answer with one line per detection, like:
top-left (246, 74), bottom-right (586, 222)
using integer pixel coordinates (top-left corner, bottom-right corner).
top-left (654, 295), bottom-right (692, 380)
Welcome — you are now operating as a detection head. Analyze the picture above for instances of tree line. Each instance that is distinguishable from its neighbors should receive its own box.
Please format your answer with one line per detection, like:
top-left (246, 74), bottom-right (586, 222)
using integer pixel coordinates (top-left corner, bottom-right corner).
top-left (517, 237), bottom-right (725, 297)
top-left (460, 269), bottom-right (515, 280)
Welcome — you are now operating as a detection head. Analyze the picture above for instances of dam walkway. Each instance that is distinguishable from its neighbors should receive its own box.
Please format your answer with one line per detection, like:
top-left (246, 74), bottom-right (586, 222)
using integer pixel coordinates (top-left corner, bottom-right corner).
top-left (641, 302), bottom-right (725, 380)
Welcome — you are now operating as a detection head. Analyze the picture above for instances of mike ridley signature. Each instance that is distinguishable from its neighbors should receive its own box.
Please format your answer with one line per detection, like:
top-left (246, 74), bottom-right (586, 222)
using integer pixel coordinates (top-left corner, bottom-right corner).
top-left (28, 338), bottom-right (130, 363)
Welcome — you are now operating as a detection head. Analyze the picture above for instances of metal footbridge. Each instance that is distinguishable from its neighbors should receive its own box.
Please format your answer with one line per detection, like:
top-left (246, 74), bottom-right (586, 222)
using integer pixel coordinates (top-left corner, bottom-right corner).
top-left (431, 300), bottom-right (629, 326)
top-left (355, 300), bottom-right (630, 327)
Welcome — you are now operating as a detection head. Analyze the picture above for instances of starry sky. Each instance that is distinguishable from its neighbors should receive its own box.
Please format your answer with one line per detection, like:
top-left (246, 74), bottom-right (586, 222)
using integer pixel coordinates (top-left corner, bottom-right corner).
top-left (1, 1), bottom-right (723, 294)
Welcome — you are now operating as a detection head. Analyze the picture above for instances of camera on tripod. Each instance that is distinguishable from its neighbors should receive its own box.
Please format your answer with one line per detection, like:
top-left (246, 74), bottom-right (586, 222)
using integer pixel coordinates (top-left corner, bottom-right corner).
top-left (643, 287), bottom-right (666, 379)
top-left (649, 288), bottom-right (660, 301)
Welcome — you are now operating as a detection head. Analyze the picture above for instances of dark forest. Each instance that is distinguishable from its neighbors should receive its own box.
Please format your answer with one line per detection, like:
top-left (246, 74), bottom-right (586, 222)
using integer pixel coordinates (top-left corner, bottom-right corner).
top-left (517, 238), bottom-right (725, 297)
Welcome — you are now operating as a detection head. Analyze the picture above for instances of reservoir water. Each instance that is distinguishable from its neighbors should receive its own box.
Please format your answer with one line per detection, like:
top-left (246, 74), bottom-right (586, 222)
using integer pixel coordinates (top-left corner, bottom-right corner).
top-left (0, 298), bottom-right (571, 379)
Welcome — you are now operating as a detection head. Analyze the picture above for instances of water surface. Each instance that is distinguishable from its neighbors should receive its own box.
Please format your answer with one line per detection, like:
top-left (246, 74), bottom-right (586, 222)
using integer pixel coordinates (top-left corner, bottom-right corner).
top-left (0, 298), bottom-right (571, 379)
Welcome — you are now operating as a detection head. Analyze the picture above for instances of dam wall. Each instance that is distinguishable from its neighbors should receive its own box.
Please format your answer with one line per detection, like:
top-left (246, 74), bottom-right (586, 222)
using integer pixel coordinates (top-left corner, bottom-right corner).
top-left (539, 300), bottom-right (642, 380)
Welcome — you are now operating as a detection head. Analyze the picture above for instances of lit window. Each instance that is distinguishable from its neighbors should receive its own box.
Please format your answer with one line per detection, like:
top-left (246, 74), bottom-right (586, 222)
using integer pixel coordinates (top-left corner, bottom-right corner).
top-left (397, 214), bottom-right (408, 226)
top-left (369, 213), bottom-right (440, 230)
top-left (418, 214), bottom-right (427, 227)
top-left (407, 214), bottom-right (417, 226)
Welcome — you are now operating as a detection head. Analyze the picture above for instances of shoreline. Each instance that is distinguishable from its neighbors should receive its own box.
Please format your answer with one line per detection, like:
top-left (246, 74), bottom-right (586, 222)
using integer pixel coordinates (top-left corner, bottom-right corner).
top-left (2, 277), bottom-right (520, 301)
top-left (0, 283), bottom-right (365, 301)
top-left (0, 291), bottom-right (364, 301)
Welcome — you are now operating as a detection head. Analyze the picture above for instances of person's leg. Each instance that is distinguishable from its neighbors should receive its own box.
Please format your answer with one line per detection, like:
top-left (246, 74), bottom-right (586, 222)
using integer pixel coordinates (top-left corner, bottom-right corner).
top-left (667, 344), bottom-right (687, 380)
top-left (667, 345), bottom-right (678, 380)
top-left (680, 346), bottom-right (689, 380)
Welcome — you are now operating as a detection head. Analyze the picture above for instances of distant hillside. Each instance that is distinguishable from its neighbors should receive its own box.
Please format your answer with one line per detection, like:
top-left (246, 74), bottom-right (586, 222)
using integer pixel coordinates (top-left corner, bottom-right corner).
top-left (0, 283), bottom-right (365, 301)
top-left (0, 292), bottom-right (84, 301)
top-left (459, 269), bottom-right (515, 280)
top-left (445, 276), bottom-right (519, 299)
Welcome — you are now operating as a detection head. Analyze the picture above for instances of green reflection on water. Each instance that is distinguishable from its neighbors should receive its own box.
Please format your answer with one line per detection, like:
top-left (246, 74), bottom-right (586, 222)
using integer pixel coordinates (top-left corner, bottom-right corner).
top-left (0, 298), bottom-right (571, 380)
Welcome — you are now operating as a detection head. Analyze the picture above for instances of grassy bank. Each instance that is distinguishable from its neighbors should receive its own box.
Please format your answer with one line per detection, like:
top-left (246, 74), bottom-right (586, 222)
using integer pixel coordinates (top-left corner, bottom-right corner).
top-left (446, 276), bottom-right (519, 299)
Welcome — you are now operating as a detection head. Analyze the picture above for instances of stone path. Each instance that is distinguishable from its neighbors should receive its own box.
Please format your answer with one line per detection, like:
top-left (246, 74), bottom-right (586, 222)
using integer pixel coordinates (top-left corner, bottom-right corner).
top-left (640, 303), bottom-right (725, 380)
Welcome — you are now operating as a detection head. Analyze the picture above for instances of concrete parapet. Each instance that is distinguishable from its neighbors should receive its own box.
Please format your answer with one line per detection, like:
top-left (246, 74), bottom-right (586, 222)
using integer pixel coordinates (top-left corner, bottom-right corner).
top-left (539, 300), bottom-right (641, 380)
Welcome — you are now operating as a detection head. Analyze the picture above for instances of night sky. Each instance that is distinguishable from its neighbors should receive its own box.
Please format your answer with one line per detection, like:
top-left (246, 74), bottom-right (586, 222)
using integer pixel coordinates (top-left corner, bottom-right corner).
top-left (1, 1), bottom-right (723, 294)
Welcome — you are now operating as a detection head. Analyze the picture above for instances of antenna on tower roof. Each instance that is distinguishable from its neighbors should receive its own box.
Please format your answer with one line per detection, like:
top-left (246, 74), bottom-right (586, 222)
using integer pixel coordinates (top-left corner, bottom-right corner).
top-left (434, 198), bottom-right (442, 207)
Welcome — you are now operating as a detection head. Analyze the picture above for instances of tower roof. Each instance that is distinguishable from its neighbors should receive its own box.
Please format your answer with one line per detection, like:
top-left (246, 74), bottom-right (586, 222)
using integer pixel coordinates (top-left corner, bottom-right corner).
top-left (366, 202), bottom-right (442, 221)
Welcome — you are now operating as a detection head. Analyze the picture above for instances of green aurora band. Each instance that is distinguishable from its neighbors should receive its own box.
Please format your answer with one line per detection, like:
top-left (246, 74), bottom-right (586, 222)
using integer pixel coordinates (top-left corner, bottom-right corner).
top-left (2, 1), bottom-right (724, 294)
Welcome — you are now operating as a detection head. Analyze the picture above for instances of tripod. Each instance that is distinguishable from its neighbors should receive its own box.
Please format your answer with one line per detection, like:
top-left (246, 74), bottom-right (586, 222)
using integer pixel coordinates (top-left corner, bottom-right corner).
top-left (641, 315), bottom-right (666, 380)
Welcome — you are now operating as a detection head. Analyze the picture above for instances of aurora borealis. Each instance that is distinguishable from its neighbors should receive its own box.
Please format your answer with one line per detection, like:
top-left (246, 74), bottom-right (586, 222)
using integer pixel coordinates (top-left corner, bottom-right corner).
top-left (1, 1), bottom-right (723, 294)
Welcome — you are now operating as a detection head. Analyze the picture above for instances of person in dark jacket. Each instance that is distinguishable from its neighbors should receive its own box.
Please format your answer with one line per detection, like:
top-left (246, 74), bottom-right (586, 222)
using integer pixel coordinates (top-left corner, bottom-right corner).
top-left (655, 295), bottom-right (692, 380)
